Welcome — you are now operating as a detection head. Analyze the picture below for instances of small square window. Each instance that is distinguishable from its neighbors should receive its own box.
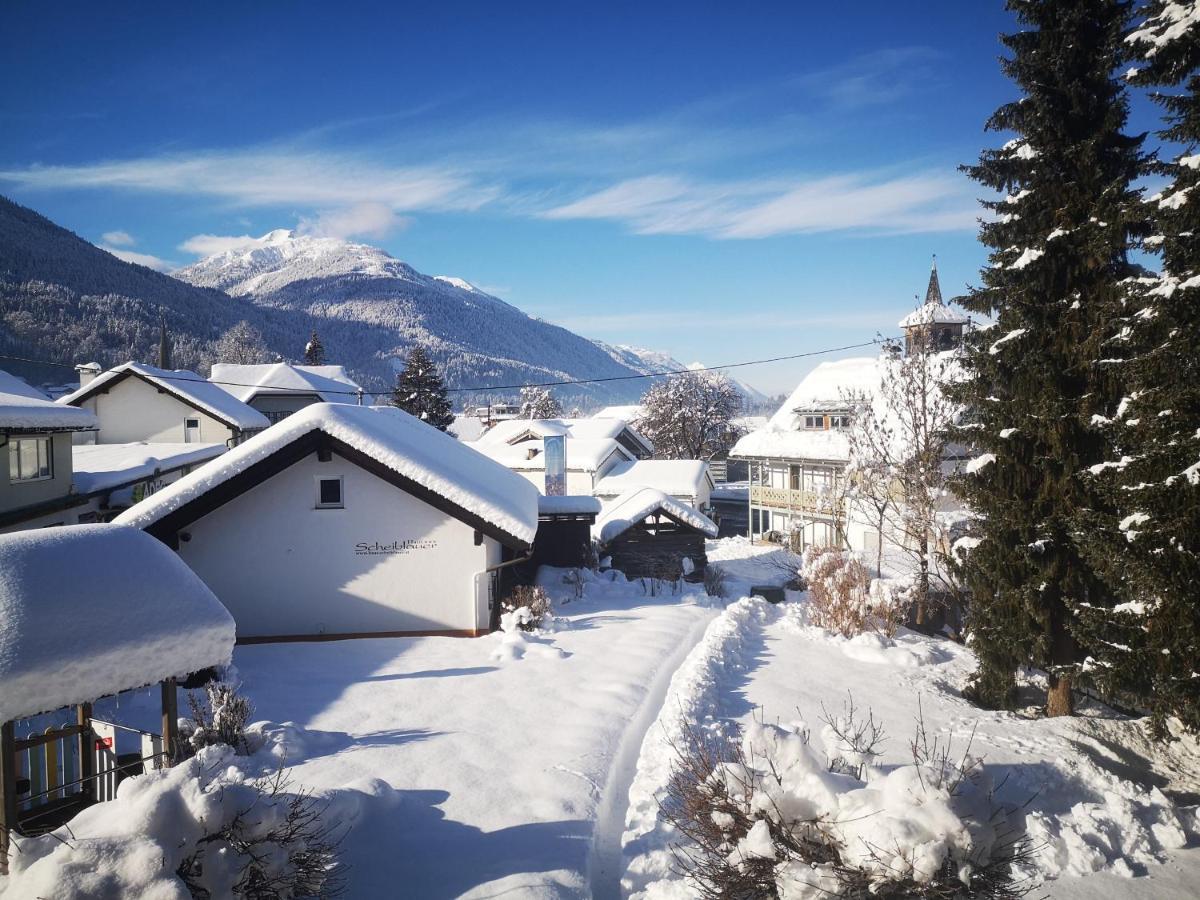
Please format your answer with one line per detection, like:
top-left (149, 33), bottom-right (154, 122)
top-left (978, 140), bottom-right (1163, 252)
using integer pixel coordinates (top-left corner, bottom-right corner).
top-left (316, 476), bottom-right (343, 509)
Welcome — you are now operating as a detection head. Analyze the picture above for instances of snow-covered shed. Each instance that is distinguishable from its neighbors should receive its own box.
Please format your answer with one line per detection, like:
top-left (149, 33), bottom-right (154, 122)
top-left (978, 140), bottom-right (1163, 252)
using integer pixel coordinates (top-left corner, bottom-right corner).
top-left (1, 370), bottom-right (98, 532)
top-left (59, 362), bottom-right (269, 446)
top-left (594, 488), bottom-right (718, 582)
top-left (593, 459), bottom-right (714, 510)
top-left (0, 525), bottom-right (235, 867)
top-left (115, 403), bottom-right (540, 641)
top-left (531, 494), bottom-right (603, 570)
top-left (210, 362), bottom-right (362, 424)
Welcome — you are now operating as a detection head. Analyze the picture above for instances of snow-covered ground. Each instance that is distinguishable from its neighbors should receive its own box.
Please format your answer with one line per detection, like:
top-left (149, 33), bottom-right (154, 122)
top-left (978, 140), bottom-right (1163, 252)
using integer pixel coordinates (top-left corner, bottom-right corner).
top-left (5, 538), bottom-right (1198, 898)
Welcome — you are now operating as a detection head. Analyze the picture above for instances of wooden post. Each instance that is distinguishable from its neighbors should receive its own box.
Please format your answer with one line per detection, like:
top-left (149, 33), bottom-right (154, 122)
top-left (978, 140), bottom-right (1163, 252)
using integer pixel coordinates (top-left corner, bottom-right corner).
top-left (1, 720), bottom-right (16, 877)
top-left (76, 703), bottom-right (94, 803)
top-left (160, 679), bottom-right (178, 768)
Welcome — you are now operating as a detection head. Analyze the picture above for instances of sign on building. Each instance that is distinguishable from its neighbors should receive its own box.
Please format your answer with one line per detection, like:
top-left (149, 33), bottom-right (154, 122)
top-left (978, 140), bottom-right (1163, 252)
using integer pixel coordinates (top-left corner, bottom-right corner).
top-left (544, 435), bottom-right (567, 496)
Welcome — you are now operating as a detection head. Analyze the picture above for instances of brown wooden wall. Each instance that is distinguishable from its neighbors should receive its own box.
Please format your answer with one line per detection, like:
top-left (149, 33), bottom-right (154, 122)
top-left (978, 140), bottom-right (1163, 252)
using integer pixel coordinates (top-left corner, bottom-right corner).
top-left (605, 524), bottom-right (707, 581)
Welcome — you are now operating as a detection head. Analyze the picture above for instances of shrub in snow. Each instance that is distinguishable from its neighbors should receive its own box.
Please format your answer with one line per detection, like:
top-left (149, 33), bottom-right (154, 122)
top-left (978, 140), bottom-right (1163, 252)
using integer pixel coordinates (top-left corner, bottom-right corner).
top-left (703, 565), bottom-right (728, 599)
top-left (802, 547), bottom-right (873, 638)
top-left (4, 745), bottom-right (344, 899)
top-left (660, 706), bottom-right (1034, 899)
top-left (183, 680), bottom-right (254, 757)
top-left (499, 584), bottom-right (552, 632)
top-left (867, 577), bottom-right (915, 639)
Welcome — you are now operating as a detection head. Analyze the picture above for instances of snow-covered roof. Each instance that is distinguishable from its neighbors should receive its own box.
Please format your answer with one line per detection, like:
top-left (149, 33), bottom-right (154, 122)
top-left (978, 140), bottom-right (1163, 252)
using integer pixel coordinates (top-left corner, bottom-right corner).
top-left (594, 488), bottom-right (719, 544)
top-left (732, 428), bottom-right (852, 462)
top-left (71, 442), bottom-right (227, 495)
top-left (898, 302), bottom-right (970, 328)
top-left (594, 459), bottom-right (711, 499)
top-left (209, 362), bottom-right (362, 403)
top-left (538, 495), bottom-right (603, 516)
top-left (115, 403), bottom-right (540, 546)
top-left (476, 436), bottom-right (631, 473)
top-left (0, 524), bottom-right (236, 723)
top-left (593, 404), bottom-right (644, 420)
top-left (477, 417), bottom-right (653, 455)
top-left (476, 419), bottom-right (572, 445)
top-left (0, 369), bottom-right (98, 432)
top-left (59, 363), bottom-right (270, 431)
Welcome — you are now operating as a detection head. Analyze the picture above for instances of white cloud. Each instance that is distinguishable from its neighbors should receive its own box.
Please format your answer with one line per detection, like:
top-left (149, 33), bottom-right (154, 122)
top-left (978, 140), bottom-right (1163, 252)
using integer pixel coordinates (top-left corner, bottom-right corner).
top-left (177, 233), bottom-right (263, 256)
top-left (99, 245), bottom-right (172, 271)
top-left (542, 170), bottom-right (977, 238)
top-left (0, 150), bottom-right (495, 213)
top-left (100, 229), bottom-right (136, 246)
top-left (297, 201), bottom-right (405, 240)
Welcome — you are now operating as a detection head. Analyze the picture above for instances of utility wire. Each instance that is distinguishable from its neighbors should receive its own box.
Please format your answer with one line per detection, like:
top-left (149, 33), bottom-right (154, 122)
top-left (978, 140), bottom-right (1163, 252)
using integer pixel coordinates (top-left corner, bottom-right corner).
top-left (0, 337), bottom-right (891, 400)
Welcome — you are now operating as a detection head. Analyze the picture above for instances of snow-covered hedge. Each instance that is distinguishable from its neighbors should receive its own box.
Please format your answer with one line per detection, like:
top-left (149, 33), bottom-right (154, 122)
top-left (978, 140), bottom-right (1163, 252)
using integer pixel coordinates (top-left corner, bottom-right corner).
top-left (661, 717), bottom-right (1032, 899)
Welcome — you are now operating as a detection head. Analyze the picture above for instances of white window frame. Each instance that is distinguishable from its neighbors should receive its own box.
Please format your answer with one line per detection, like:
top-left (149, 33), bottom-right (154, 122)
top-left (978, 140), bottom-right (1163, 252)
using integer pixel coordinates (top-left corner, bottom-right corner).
top-left (315, 475), bottom-right (344, 509)
top-left (9, 436), bottom-right (53, 483)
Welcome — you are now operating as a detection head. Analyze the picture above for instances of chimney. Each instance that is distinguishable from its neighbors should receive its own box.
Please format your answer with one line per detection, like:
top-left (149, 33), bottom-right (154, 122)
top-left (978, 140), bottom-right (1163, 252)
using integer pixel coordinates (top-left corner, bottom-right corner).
top-left (527, 447), bottom-right (539, 460)
top-left (75, 362), bottom-right (101, 389)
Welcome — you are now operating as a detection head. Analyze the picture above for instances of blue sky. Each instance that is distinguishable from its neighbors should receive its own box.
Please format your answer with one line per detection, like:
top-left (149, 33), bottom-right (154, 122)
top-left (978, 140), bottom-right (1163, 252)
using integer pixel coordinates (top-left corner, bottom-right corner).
top-left (0, 1), bottom-right (1138, 393)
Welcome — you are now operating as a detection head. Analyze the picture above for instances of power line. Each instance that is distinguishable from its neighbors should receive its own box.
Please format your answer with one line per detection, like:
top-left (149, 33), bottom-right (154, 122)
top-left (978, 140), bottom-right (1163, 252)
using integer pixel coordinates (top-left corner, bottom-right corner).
top-left (0, 337), bottom-right (891, 400)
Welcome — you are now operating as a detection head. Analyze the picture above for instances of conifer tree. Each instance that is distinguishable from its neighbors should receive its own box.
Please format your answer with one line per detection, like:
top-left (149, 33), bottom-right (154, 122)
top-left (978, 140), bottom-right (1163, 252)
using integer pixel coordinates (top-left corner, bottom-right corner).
top-left (303, 330), bottom-right (325, 366)
top-left (950, 0), bottom-right (1147, 716)
top-left (391, 345), bottom-right (454, 431)
top-left (1077, 3), bottom-right (1200, 735)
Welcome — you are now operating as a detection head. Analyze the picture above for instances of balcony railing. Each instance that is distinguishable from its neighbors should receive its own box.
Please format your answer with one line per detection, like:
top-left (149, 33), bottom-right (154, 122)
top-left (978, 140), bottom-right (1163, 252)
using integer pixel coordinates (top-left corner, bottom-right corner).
top-left (749, 485), bottom-right (838, 513)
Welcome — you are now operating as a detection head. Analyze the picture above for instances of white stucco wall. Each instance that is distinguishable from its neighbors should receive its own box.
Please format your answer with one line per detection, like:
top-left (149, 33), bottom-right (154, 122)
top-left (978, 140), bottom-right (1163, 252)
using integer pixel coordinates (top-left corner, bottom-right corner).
top-left (175, 451), bottom-right (501, 638)
top-left (512, 468), bottom-right (598, 496)
top-left (76, 377), bottom-right (235, 445)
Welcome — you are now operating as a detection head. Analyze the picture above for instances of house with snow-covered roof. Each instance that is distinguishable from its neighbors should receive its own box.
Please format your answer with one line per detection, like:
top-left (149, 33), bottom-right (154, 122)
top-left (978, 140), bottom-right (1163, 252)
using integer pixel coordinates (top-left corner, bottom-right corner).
top-left (732, 262), bottom-right (967, 558)
top-left (477, 416), bottom-right (654, 460)
top-left (210, 362), bottom-right (363, 424)
top-left (475, 432), bottom-right (637, 496)
top-left (593, 459), bottom-right (714, 511)
top-left (0, 369), bottom-right (97, 531)
top-left (59, 362), bottom-right (269, 447)
top-left (115, 403), bottom-right (540, 641)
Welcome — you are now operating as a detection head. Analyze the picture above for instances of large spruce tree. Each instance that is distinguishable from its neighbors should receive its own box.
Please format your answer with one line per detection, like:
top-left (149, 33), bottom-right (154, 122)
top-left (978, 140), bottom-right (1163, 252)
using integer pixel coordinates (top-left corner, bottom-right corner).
top-left (391, 345), bottom-right (454, 431)
top-left (951, 0), bottom-right (1146, 716)
top-left (1077, 2), bottom-right (1200, 735)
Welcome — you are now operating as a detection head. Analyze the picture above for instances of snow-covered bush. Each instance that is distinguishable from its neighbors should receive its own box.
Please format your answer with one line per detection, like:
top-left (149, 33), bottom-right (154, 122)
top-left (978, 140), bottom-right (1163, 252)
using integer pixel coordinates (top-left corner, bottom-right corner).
top-left (660, 708), bottom-right (1033, 899)
top-left (499, 584), bottom-right (552, 632)
top-left (867, 576), bottom-right (914, 639)
top-left (802, 547), bottom-right (872, 638)
top-left (3, 745), bottom-right (344, 899)
top-left (183, 681), bottom-right (254, 756)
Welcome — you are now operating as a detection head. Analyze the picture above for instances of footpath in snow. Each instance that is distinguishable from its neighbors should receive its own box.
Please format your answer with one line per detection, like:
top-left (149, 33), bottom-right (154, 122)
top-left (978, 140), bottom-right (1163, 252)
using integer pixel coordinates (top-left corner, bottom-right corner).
top-left (618, 546), bottom-right (1200, 899)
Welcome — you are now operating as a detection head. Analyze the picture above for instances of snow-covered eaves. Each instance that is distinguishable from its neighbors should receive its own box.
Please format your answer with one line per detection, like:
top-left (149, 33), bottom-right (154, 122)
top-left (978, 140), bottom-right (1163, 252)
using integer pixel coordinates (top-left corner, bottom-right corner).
top-left (593, 459), bottom-right (711, 500)
top-left (0, 369), bottom-right (97, 432)
top-left (59, 363), bottom-right (270, 431)
top-left (897, 301), bottom-right (970, 328)
top-left (594, 487), bottom-right (719, 544)
top-left (731, 426), bottom-right (851, 462)
top-left (209, 362), bottom-right (362, 404)
top-left (538, 495), bottom-right (602, 517)
top-left (71, 442), bottom-right (226, 495)
top-left (476, 436), bottom-right (632, 473)
top-left (0, 524), bottom-right (236, 723)
top-left (115, 403), bottom-right (540, 547)
top-left (477, 417), bottom-right (654, 457)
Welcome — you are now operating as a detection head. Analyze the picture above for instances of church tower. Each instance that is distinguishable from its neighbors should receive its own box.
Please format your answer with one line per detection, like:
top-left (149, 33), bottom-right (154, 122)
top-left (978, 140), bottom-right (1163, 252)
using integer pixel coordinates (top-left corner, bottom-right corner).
top-left (898, 256), bottom-right (968, 354)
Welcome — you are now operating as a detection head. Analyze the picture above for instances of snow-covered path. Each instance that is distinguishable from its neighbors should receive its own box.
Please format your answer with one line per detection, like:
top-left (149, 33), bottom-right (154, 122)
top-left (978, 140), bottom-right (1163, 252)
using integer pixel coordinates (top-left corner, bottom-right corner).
top-left (235, 577), bottom-right (719, 898)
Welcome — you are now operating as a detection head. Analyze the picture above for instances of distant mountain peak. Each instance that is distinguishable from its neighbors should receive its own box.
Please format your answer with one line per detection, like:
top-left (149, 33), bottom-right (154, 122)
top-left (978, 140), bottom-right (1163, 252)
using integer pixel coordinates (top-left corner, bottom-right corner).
top-left (433, 275), bottom-right (477, 293)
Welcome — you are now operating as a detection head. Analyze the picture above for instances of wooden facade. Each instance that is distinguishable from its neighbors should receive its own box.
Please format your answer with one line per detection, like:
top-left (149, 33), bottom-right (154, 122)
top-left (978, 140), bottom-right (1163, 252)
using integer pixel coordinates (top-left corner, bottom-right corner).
top-left (602, 515), bottom-right (708, 582)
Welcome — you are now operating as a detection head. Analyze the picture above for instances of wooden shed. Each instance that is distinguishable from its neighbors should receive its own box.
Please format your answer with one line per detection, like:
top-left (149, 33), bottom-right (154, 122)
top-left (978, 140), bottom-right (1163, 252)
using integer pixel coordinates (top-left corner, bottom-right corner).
top-left (531, 495), bottom-right (602, 570)
top-left (594, 488), bottom-right (718, 582)
top-left (0, 524), bottom-right (236, 873)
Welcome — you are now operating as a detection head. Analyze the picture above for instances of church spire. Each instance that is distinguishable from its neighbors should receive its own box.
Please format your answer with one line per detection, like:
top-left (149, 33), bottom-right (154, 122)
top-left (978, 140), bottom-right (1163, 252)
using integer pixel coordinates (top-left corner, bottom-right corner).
top-left (925, 254), bottom-right (943, 306)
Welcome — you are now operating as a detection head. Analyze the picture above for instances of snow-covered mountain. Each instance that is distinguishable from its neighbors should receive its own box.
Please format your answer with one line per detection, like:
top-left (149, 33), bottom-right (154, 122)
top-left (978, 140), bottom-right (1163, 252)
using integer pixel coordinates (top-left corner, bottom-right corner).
top-left (174, 230), bottom-right (650, 404)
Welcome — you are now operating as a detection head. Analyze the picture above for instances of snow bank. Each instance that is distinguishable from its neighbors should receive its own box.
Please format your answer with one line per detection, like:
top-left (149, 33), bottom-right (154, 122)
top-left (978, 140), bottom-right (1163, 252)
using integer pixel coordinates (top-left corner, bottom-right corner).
top-left (115, 403), bottom-right (540, 545)
top-left (622, 597), bottom-right (775, 896)
top-left (0, 524), bottom-right (235, 723)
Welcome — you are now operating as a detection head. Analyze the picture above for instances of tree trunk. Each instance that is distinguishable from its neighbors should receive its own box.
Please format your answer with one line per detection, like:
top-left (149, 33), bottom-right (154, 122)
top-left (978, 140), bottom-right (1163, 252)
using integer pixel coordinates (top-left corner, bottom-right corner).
top-left (1047, 673), bottom-right (1073, 717)
top-left (915, 532), bottom-right (930, 625)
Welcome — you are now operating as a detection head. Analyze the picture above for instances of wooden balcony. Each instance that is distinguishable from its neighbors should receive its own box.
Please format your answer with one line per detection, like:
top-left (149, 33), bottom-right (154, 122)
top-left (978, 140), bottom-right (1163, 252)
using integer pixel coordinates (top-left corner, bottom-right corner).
top-left (749, 485), bottom-right (838, 513)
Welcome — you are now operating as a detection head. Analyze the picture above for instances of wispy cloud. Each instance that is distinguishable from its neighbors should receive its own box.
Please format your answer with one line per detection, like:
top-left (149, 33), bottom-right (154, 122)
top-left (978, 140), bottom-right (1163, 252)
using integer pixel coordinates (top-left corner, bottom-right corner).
top-left (793, 47), bottom-right (944, 110)
top-left (177, 233), bottom-right (261, 256)
top-left (542, 170), bottom-right (977, 238)
top-left (99, 245), bottom-right (172, 271)
top-left (100, 229), bottom-right (136, 246)
top-left (297, 201), bottom-right (406, 241)
top-left (0, 150), bottom-right (494, 213)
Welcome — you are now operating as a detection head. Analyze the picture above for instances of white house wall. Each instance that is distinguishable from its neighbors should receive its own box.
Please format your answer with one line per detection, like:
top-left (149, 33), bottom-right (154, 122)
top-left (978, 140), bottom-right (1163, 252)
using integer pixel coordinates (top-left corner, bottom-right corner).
top-left (76, 378), bottom-right (235, 445)
top-left (176, 451), bottom-right (499, 638)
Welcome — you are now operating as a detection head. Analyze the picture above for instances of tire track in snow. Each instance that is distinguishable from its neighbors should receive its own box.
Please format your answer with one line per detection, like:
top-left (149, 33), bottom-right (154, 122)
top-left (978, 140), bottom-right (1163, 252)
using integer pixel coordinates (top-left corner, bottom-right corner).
top-left (589, 597), bottom-right (775, 899)
top-left (586, 608), bottom-right (720, 900)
